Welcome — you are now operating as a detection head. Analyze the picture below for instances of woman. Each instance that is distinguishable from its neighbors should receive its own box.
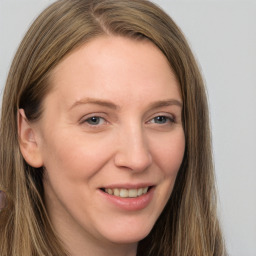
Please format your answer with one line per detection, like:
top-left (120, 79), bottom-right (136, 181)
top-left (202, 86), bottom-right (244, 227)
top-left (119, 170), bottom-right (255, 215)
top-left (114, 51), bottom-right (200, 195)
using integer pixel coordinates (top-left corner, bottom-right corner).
top-left (0, 0), bottom-right (226, 255)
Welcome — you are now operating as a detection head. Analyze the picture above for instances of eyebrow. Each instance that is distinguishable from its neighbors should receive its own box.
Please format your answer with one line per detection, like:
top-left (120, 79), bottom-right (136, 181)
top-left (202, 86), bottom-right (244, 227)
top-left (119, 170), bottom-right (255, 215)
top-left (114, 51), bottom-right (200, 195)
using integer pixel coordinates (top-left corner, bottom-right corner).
top-left (69, 97), bottom-right (182, 111)
top-left (69, 97), bottom-right (119, 110)
top-left (148, 99), bottom-right (183, 109)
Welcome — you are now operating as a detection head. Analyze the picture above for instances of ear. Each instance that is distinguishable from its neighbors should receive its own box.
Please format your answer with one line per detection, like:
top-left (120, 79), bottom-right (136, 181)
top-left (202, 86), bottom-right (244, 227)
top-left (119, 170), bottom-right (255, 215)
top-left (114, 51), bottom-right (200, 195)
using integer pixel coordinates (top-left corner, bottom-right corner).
top-left (18, 109), bottom-right (43, 168)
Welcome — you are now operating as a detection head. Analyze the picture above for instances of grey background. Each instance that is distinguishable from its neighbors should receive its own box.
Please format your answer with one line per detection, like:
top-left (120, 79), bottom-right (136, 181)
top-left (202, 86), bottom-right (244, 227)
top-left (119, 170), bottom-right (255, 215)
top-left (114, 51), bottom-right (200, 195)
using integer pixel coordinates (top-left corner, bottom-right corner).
top-left (0, 0), bottom-right (256, 255)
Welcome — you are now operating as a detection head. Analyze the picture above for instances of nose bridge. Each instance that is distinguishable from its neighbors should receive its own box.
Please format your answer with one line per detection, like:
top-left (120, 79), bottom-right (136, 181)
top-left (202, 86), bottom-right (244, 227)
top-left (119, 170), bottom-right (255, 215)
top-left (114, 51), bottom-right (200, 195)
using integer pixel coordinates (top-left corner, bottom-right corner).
top-left (114, 122), bottom-right (152, 171)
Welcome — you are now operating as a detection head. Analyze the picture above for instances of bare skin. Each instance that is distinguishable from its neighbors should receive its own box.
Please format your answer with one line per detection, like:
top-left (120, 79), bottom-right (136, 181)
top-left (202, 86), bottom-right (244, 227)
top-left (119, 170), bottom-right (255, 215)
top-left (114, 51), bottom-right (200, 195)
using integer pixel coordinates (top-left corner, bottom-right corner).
top-left (19, 36), bottom-right (185, 256)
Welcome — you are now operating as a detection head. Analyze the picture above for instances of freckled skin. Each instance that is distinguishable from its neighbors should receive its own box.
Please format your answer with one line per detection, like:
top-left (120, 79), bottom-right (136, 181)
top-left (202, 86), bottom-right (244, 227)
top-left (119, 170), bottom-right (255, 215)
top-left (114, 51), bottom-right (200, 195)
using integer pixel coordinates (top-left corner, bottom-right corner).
top-left (34, 36), bottom-right (185, 256)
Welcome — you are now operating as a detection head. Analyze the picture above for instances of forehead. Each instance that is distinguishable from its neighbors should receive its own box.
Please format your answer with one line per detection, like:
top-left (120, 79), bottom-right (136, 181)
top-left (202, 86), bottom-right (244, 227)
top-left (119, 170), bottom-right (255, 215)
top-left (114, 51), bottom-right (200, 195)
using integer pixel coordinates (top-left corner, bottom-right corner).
top-left (46, 35), bottom-right (182, 108)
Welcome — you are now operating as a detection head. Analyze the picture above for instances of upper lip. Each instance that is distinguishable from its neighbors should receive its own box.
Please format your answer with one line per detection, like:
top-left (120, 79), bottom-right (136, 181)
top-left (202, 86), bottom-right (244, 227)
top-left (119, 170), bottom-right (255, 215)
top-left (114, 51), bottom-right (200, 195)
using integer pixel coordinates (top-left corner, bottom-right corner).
top-left (100, 183), bottom-right (155, 189)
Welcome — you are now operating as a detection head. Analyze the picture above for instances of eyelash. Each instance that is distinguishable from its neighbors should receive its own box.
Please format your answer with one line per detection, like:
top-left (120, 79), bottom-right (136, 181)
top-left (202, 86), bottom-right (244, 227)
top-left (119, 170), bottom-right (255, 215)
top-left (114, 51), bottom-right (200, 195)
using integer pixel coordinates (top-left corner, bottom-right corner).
top-left (81, 116), bottom-right (107, 127)
top-left (147, 115), bottom-right (175, 125)
top-left (81, 114), bottom-right (175, 127)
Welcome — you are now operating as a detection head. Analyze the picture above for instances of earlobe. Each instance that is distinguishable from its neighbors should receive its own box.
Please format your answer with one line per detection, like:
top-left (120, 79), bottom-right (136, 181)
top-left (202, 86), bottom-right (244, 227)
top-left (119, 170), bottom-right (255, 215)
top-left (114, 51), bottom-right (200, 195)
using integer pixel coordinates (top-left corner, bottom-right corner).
top-left (18, 109), bottom-right (43, 168)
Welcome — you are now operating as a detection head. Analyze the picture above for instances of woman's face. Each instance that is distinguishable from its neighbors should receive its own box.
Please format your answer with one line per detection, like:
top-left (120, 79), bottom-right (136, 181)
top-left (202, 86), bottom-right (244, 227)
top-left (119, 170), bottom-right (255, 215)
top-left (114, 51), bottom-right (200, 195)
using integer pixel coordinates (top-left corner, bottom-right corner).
top-left (33, 36), bottom-right (185, 248)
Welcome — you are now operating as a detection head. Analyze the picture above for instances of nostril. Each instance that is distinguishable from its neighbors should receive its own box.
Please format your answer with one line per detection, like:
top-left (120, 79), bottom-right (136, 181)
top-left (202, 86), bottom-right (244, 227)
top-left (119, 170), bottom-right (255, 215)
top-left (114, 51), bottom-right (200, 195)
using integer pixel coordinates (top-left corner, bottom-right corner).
top-left (114, 151), bottom-right (152, 172)
top-left (114, 134), bottom-right (152, 171)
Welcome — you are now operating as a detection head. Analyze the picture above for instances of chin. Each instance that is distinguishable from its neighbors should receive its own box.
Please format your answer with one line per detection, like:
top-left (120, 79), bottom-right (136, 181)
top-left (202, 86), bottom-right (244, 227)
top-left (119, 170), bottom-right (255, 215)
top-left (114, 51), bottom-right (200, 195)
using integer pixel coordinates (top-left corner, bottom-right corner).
top-left (100, 223), bottom-right (153, 245)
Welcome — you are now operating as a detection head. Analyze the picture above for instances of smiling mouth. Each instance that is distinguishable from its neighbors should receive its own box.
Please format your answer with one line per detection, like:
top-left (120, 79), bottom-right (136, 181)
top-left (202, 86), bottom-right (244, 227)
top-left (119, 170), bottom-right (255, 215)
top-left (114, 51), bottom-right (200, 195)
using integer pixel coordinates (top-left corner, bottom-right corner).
top-left (100, 187), bottom-right (152, 198)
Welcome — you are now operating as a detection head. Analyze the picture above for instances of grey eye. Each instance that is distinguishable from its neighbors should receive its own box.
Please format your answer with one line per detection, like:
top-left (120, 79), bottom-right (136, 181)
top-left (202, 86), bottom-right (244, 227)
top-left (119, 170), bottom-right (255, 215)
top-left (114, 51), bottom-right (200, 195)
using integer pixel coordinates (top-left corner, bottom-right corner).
top-left (153, 116), bottom-right (168, 124)
top-left (86, 116), bottom-right (102, 125)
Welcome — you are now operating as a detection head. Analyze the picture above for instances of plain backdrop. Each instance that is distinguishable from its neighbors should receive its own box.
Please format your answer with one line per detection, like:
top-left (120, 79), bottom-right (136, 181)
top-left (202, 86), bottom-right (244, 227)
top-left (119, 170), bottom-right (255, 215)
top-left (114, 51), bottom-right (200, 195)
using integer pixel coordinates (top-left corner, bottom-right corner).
top-left (0, 0), bottom-right (255, 255)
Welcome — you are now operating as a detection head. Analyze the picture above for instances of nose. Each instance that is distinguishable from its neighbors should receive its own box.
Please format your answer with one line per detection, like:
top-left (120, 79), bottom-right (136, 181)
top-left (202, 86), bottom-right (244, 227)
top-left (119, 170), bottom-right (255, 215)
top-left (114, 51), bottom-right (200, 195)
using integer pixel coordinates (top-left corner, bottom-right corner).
top-left (114, 125), bottom-right (152, 172)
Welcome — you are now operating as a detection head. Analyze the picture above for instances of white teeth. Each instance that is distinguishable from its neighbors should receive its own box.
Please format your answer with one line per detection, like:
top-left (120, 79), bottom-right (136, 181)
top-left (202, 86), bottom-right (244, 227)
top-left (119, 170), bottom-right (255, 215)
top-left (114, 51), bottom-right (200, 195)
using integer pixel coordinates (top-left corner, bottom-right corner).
top-left (119, 189), bottom-right (128, 198)
top-left (128, 189), bottom-right (137, 197)
top-left (104, 187), bottom-right (149, 198)
top-left (106, 188), bottom-right (113, 195)
top-left (137, 188), bottom-right (143, 196)
top-left (143, 187), bottom-right (148, 194)
top-left (114, 188), bottom-right (119, 196)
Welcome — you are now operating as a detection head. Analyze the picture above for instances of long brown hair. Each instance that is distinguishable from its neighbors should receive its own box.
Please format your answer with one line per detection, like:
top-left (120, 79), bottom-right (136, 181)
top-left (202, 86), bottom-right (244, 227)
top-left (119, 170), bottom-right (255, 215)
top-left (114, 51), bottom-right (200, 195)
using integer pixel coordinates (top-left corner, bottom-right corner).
top-left (0, 0), bottom-right (226, 255)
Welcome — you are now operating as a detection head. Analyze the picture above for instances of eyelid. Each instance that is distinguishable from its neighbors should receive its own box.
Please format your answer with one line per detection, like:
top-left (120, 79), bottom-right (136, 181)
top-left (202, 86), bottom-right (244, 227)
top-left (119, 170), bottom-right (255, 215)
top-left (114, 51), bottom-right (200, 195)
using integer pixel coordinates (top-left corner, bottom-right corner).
top-left (87, 116), bottom-right (106, 125)
top-left (147, 112), bottom-right (176, 123)
top-left (79, 113), bottom-right (108, 125)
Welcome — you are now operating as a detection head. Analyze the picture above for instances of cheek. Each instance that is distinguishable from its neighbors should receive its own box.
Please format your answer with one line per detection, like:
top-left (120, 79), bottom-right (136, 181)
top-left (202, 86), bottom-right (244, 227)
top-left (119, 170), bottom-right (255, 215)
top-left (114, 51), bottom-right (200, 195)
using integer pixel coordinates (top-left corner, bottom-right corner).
top-left (148, 130), bottom-right (185, 220)
top-left (151, 130), bottom-right (185, 177)
top-left (41, 133), bottom-right (113, 182)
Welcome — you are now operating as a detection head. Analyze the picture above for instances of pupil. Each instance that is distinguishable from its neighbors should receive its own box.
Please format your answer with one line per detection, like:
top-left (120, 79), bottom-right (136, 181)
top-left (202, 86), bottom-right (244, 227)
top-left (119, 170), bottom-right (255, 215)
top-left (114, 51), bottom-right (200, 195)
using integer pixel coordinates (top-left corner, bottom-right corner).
top-left (155, 116), bottom-right (166, 123)
top-left (90, 117), bottom-right (99, 124)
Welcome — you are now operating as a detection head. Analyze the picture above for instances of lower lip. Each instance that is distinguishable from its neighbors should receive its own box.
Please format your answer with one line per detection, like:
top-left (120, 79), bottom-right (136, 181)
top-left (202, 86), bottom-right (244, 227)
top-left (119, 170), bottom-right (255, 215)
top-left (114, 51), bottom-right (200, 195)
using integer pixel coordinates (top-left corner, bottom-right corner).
top-left (98, 187), bottom-right (155, 211)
